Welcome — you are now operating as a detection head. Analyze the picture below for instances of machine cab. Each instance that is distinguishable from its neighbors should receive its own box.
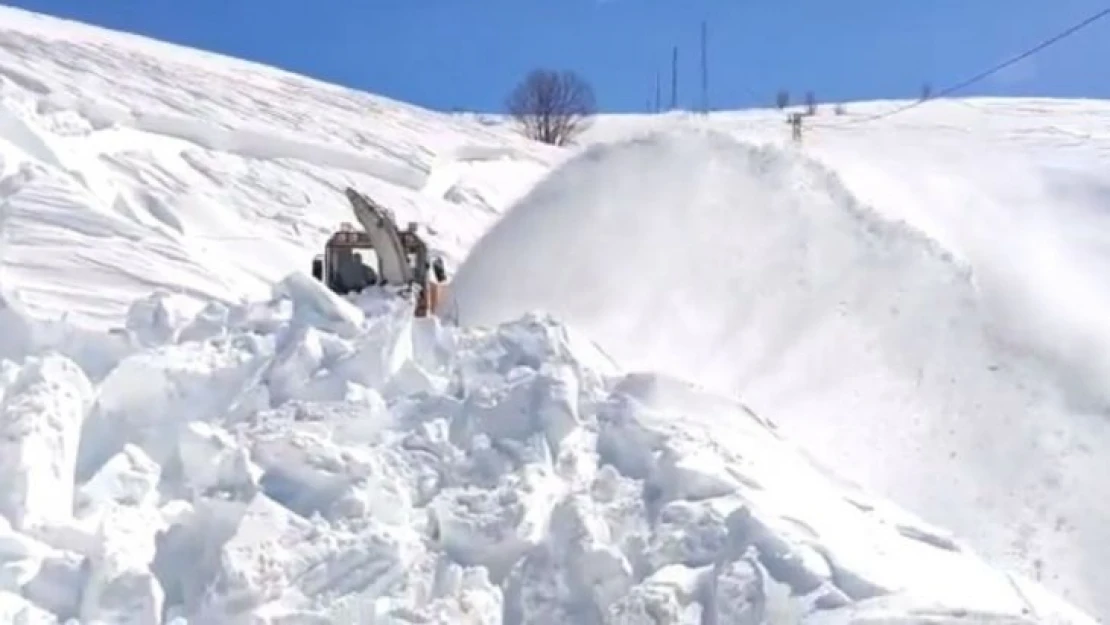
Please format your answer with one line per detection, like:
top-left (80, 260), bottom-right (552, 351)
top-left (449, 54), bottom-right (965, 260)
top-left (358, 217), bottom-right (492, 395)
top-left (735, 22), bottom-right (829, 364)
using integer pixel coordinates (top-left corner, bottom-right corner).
top-left (314, 223), bottom-right (382, 295)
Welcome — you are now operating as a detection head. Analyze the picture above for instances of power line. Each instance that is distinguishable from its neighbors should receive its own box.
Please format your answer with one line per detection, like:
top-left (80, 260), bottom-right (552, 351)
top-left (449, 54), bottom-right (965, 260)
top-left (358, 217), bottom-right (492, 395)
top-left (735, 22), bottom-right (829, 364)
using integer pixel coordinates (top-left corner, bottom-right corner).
top-left (823, 5), bottom-right (1110, 127)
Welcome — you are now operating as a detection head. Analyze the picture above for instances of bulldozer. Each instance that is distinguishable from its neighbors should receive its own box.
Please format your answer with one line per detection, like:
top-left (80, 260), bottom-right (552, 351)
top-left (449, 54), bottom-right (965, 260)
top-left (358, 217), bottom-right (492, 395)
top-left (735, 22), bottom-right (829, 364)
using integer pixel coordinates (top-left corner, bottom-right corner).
top-left (311, 187), bottom-right (449, 318)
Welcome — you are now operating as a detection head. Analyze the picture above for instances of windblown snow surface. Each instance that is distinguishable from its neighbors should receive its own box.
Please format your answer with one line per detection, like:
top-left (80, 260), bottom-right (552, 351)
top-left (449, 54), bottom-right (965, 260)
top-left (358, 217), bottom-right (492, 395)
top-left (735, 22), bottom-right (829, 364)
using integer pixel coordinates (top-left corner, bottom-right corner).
top-left (0, 4), bottom-right (1103, 625)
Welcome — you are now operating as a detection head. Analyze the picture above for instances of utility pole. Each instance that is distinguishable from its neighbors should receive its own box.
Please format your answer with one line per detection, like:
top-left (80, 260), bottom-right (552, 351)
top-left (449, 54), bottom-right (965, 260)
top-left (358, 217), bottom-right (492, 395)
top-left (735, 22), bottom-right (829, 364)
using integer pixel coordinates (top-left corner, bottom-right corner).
top-left (700, 20), bottom-right (709, 114)
top-left (670, 46), bottom-right (678, 110)
top-left (654, 71), bottom-right (661, 113)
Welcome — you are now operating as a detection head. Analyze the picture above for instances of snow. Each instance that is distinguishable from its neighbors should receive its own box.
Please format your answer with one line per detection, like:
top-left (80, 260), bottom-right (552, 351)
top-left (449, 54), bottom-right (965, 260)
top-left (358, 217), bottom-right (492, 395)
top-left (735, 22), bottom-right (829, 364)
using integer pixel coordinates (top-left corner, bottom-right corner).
top-left (0, 4), bottom-right (1104, 625)
top-left (451, 121), bottom-right (1110, 619)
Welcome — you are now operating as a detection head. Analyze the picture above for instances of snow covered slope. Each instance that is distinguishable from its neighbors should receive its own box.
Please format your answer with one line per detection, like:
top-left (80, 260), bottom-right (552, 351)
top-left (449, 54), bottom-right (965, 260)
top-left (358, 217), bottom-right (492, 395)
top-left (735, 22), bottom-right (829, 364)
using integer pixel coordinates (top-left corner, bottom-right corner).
top-left (0, 4), bottom-right (1102, 624)
top-left (451, 113), bottom-right (1110, 619)
top-left (0, 6), bottom-right (555, 330)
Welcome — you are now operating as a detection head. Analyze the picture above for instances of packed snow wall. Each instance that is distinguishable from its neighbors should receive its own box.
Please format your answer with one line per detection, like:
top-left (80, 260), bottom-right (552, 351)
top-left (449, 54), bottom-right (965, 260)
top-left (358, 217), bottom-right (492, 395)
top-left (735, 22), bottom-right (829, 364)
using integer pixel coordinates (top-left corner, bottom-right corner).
top-left (449, 129), bottom-right (1110, 617)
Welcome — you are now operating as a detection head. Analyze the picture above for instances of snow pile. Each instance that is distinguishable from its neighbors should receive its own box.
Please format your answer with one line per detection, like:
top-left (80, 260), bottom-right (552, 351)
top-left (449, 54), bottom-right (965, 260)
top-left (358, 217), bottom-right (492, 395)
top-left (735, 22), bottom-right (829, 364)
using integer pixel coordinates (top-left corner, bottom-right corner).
top-left (0, 278), bottom-right (1094, 624)
top-left (450, 129), bottom-right (1110, 617)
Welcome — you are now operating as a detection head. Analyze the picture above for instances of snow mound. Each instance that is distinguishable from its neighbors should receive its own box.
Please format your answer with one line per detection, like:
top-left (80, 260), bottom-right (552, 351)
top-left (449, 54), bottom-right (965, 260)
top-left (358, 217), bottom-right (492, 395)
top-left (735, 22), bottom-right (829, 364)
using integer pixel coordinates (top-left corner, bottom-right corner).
top-left (449, 129), bottom-right (1110, 616)
top-left (0, 278), bottom-right (1095, 624)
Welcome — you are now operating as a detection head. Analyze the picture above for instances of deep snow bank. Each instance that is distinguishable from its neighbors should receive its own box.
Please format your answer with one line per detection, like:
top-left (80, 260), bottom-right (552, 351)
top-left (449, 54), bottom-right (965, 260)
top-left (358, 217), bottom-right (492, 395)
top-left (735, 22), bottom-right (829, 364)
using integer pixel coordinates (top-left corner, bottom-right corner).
top-left (0, 276), bottom-right (1095, 624)
top-left (448, 130), bottom-right (1110, 615)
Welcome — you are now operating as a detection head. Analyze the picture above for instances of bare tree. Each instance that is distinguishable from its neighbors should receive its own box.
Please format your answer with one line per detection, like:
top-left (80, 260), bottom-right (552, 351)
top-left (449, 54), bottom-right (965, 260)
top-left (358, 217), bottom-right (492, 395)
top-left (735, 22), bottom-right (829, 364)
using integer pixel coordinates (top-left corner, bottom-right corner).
top-left (506, 69), bottom-right (596, 146)
top-left (775, 89), bottom-right (790, 110)
top-left (804, 91), bottom-right (818, 115)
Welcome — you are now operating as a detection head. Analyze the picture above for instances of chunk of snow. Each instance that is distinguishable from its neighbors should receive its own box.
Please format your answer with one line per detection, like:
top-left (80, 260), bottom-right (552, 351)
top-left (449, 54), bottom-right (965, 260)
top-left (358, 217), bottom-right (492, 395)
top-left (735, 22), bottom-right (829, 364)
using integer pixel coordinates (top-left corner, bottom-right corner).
top-left (124, 291), bottom-right (205, 348)
top-left (176, 422), bottom-right (260, 499)
top-left (80, 565), bottom-right (164, 625)
top-left (705, 558), bottom-right (765, 625)
top-left (80, 336), bottom-right (267, 475)
top-left (177, 302), bottom-right (232, 343)
top-left (21, 549), bottom-right (85, 620)
top-left (199, 492), bottom-right (414, 620)
top-left (605, 564), bottom-right (704, 625)
top-left (0, 590), bottom-right (58, 624)
top-left (273, 273), bottom-right (364, 339)
top-left (78, 444), bottom-right (161, 510)
top-left (0, 353), bottom-right (94, 529)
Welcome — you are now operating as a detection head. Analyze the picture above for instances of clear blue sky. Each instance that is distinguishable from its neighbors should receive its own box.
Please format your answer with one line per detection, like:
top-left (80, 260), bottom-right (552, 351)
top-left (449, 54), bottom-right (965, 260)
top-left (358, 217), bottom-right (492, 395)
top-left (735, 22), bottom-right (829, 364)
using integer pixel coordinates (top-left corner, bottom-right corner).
top-left (3, 0), bottom-right (1109, 113)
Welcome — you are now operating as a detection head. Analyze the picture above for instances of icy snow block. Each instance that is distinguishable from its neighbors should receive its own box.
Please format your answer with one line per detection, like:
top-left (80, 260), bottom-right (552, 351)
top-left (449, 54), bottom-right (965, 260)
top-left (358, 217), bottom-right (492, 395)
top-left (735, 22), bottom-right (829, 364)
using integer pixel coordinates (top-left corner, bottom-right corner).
top-left (535, 364), bottom-right (581, 451)
top-left (125, 291), bottom-right (204, 347)
top-left (706, 559), bottom-right (764, 625)
top-left (0, 353), bottom-right (94, 529)
top-left (204, 493), bottom-right (405, 618)
top-left (501, 546), bottom-right (577, 625)
top-left (273, 273), bottom-right (364, 338)
top-left (723, 507), bottom-right (834, 599)
top-left (330, 313), bottom-right (415, 393)
top-left (82, 336), bottom-right (265, 474)
top-left (547, 497), bottom-right (633, 610)
top-left (645, 499), bottom-right (733, 571)
top-left (459, 364), bottom-right (581, 451)
top-left (251, 428), bottom-right (365, 518)
top-left (22, 549), bottom-right (85, 620)
top-left (0, 514), bottom-right (85, 616)
top-left (79, 504), bottom-right (168, 623)
top-left (0, 590), bottom-right (58, 624)
top-left (0, 514), bottom-right (49, 588)
top-left (490, 313), bottom-right (619, 379)
top-left (80, 565), bottom-right (164, 625)
top-left (177, 301), bottom-right (231, 343)
top-left (370, 561), bottom-right (502, 625)
top-left (0, 294), bottom-right (32, 364)
top-left (434, 466), bottom-right (565, 579)
top-left (78, 444), bottom-right (161, 510)
top-left (264, 327), bottom-right (327, 405)
top-left (204, 493), bottom-right (323, 613)
top-left (503, 493), bottom-right (635, 621)
top-left (652, 446), bottom-right (741, 503)
top-left (605, 565), bottom-right (704, 625)
top-left (177, 422), bottom-right (259, 499)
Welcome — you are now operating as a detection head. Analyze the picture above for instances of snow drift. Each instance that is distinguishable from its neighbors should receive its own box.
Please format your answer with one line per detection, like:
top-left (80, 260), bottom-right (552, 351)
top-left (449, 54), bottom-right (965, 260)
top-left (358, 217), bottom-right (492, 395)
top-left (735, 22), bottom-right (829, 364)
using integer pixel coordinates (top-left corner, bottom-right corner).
top-left (450, 129), bottom-right (1110, 615)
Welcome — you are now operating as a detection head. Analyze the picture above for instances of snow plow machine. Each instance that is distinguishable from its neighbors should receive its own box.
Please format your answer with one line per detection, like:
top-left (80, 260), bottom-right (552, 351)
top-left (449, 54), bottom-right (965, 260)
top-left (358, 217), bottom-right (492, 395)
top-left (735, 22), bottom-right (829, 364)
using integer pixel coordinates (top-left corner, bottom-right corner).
top-left (311, 187), bottom-right (449, 318)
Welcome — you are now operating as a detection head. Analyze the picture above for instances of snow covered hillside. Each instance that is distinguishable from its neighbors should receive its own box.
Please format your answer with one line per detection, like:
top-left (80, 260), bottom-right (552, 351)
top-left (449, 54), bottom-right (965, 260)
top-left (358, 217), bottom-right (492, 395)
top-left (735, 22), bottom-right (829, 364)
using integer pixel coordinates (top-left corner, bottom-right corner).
top-left (0, 4), bottom-right (1103, 625)
top-left (0, 6), bottom-right (556, 332)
